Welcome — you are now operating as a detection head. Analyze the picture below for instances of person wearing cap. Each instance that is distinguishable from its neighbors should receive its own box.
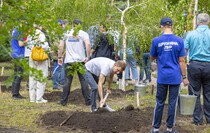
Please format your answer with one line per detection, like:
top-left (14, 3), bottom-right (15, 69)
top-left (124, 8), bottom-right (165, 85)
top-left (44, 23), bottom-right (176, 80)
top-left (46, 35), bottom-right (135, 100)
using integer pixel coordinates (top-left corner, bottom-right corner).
top-left (150, 17), bottom-right (189, 133)
top-left (57, 18), bottom-right (91, 106)
top-left (184, 13), bottom-right (210, 126)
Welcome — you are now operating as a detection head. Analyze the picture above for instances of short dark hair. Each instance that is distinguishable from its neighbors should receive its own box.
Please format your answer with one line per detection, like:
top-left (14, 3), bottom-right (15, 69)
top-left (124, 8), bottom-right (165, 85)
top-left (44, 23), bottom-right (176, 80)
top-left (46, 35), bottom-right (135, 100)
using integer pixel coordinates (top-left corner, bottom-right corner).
top-left (73, 18), bottom-right (82, 25)
top-left (100, 23), bottom-right (107, 31)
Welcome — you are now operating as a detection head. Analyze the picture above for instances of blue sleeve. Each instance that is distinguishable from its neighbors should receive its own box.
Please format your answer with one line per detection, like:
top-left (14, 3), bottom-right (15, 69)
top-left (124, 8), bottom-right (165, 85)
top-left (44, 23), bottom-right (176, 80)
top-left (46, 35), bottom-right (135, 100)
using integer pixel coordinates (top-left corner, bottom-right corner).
top-left (150, 39), bottom-right (157, 57)
top-left (12, 28), bottom-right (24, 41)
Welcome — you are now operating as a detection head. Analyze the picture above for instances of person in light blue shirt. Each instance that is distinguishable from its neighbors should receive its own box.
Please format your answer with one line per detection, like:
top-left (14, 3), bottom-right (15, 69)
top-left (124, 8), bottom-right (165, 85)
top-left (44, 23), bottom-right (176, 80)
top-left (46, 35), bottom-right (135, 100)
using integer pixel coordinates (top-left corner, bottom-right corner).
top-left (184, 13), bottom-right (210, 126)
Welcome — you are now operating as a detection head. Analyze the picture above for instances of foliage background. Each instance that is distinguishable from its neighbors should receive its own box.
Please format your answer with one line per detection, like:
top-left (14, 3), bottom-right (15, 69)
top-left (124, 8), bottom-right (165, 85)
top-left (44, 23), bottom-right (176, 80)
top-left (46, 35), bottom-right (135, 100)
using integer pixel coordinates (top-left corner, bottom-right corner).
top-left (0, 0), bottom-right (210, 61)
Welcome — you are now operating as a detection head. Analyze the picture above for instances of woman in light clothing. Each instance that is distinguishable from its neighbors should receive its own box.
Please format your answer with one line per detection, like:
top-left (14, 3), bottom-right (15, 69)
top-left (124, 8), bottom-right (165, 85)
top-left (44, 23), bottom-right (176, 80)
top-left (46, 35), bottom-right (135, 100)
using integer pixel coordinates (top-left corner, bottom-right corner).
top-left (29, 25), bottom-right (50, 103)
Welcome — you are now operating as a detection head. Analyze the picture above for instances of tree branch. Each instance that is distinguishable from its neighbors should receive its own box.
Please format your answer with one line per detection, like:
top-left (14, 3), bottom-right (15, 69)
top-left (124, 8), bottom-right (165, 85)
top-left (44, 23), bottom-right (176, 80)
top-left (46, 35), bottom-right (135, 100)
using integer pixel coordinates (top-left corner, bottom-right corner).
top-left (0, 0), bottom-right (3, 8)
top-left (128, 0), bottom-right (151, 10)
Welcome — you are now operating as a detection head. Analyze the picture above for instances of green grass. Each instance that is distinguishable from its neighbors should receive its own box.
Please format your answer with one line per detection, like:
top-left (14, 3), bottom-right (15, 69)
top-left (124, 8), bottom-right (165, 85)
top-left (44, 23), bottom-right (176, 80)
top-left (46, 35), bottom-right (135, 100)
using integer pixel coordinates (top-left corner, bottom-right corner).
top-left (0, 65), bottom-right (210, 133)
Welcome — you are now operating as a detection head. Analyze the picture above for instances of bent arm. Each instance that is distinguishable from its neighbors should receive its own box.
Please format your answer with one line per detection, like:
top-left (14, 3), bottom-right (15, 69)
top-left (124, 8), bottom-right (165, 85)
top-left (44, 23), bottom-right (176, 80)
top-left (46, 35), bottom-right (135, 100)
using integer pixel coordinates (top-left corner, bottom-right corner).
top-left (58, 40), bottom-right (65, 58)
top-left (179, 56), bottom-right (189, 86)
top-left (98, 74), bottom-right (106, 101)
top-left (18, 40), bottom-right (26, 47)
top-left (84, 39), bottom-right (91, 57)
top-left (107, 73), bottom-right (114, 90)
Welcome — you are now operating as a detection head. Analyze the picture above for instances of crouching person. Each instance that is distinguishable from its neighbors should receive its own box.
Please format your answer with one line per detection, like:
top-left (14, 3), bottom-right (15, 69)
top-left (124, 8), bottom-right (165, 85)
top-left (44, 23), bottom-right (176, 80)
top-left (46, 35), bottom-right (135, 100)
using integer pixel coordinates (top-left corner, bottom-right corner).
top-left (84, 57), bottom-right (126, 112)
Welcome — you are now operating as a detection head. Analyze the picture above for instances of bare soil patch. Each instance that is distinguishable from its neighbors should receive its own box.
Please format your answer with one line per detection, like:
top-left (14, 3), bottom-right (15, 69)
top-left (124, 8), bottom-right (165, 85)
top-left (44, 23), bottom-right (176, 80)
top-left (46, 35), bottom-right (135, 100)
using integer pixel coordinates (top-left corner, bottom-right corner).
top-left (40, 89), bottom-right (208, 133)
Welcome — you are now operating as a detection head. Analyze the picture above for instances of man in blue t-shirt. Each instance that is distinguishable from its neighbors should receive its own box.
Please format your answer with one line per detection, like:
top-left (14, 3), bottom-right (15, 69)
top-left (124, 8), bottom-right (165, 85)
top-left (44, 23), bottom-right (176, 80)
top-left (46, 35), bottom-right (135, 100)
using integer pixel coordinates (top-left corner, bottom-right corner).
top-left (149, 18), bottom-right (189, 133)
top-left (11, 28), bottom-right (26, 99)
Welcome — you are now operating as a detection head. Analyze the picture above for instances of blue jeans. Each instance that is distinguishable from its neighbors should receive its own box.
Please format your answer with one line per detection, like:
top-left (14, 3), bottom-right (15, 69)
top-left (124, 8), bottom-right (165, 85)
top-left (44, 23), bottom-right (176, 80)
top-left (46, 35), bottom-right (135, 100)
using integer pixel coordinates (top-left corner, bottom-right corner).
top-left (52, 60), bottom-right (65, 88)
top-left (125, 54), bottom-right (138, 80)
top-left (84, 70), bottom-right (98, 110)
top-left (60, 63), bottom-right (91, 105)
top-left (139, 52), bottom-right (151, 81)
top-left (152, 83), bottom-right (180, 129)
top-left (187, 61), bottom-right (210, 124)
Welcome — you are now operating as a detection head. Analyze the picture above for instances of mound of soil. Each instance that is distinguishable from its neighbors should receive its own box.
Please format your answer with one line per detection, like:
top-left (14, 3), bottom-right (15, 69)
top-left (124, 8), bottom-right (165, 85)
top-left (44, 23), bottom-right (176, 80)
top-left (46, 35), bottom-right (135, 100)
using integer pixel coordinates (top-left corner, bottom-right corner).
top-left (40, 105), bottom-right (208, 133)
top-left (44, 89), bottom-right (134, 105)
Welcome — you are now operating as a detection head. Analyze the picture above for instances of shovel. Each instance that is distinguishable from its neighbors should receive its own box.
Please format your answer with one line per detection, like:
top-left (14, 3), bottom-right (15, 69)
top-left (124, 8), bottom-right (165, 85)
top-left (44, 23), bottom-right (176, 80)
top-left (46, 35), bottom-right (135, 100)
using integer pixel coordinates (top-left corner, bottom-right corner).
top-left (100, 92), bottom-right (109, 108)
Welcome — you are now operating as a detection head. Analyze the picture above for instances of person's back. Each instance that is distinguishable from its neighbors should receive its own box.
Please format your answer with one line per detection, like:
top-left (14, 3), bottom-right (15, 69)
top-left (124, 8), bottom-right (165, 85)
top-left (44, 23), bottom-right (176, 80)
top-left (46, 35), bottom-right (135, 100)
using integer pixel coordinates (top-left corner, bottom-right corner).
top-left (150, 17), bottom-right (188, 133)
top-left (85, 57), bottom-right (115, 77)
top-left (90, 24), bottom-right (114, 60)
top-left (152, 34), bottom-right (184, 84)
top-left (185, 24), bottom-right (210, 62)
top-left (87, 25), bottom-right (99, 48)
top-left (184, 13), bottom-right (210, 126)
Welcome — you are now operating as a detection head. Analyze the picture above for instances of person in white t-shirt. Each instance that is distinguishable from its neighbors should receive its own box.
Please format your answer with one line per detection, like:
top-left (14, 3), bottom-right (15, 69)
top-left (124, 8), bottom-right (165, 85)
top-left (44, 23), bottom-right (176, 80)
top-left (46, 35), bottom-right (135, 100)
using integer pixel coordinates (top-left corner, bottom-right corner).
top-left (84, 57), bottom-right (126, 112)
top-left (57, 18), bottom-right (91, 106)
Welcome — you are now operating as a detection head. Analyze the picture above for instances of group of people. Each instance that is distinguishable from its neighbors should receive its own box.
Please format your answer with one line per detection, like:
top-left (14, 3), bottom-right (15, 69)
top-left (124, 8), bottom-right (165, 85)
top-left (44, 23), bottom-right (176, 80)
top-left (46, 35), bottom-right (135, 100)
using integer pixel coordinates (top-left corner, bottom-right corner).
top-left (150, 13), bottom-right (210, 133)
top-left (10, 12), bottom-right (210, 133)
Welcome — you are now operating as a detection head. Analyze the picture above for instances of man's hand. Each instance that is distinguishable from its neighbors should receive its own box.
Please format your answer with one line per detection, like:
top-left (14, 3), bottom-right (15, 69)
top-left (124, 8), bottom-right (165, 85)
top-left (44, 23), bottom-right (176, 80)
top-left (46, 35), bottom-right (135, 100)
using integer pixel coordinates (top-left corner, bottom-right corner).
top-left (58, 58), bottom-right (63, 65)
top-left (83, 57), bottom-right (89, 63)
top-left (182, 78), bottom-right (189, 87)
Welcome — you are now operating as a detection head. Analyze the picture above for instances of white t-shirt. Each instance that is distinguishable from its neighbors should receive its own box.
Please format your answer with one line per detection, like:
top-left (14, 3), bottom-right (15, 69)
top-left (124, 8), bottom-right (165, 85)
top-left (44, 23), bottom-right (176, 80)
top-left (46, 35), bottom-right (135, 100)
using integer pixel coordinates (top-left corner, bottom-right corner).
top-left (63, 29), bottom-right (89, 63)
top-left (85, 57), bottom-right (115, 77)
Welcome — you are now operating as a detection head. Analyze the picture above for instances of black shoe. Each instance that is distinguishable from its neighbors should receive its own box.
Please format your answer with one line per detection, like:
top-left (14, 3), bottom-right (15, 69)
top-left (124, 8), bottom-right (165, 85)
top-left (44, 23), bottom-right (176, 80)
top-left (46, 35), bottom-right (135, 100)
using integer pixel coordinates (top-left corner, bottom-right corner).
top-left (12, 95), bottom-right (26, 100)
top-left (191, 121), bottom-right (203, 126)
top-left (57, 101), bottom-right (67, 106)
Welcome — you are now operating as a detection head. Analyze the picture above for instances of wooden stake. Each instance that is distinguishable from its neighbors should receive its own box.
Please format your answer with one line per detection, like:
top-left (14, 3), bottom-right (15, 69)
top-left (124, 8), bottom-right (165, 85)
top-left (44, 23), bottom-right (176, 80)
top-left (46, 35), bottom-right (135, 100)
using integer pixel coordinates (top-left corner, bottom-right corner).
top-left (1, 67), bottom-right (4, 76)
top-left (137, 92), bottom-right (140, 107)
top-left (0, 82), bottom-right (2, 93)
top-left (60, 114), bottom-right (73, 126)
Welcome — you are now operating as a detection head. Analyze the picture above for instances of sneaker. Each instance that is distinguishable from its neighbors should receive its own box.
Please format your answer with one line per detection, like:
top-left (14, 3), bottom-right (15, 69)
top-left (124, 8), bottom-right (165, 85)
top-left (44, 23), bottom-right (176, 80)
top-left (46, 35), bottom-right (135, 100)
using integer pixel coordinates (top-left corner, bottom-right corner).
top-left (164, 129), bottom-right (179, 133)
top-left (90, 108), bottom-right (98, 112)
top-left (30, 100), bottom-right (36, 103)
top-left (104, 105), bottom-right (115, 112)
top-left (36, 98), bottom-right (48, 103)
top-left (116, 81), bottom-right (119, 84)
top-left (144, 79), bottom-right (149, 85)
top-left (150, 129), bottom-right (160, 133)
top-left (138, 80), bottom-right (143, 84)
top-left (12, 95), bottom-right (26, 100)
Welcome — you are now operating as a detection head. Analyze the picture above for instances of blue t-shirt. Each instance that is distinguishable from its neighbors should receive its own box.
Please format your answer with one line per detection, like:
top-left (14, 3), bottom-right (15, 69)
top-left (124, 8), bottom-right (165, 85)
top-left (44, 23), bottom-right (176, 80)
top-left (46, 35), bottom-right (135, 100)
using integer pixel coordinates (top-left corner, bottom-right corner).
top-left (11, 28), bottom-right (25, 58)
top-left (150, 34), bottom-right (186, 84)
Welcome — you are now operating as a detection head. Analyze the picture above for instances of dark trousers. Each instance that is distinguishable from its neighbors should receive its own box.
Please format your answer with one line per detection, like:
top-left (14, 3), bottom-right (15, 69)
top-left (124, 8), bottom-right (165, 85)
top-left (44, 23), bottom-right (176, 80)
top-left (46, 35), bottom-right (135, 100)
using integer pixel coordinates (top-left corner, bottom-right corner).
top-left (139, 52), bottom-right (151, 81)
top-left (11, 60), bottom-right (23, 96)
top-left (152, 83), bottom-right (180, 129)
top-left (61, 63), bottom-right (91, 105)
top-left (188, 61), bottom-right (210, 124)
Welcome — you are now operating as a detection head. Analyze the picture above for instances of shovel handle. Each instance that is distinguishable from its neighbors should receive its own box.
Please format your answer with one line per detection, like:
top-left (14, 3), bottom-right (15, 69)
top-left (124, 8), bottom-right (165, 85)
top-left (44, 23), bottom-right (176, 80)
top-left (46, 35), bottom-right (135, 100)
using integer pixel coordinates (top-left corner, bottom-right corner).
top-left (100, 93), bottom-right (109, 108)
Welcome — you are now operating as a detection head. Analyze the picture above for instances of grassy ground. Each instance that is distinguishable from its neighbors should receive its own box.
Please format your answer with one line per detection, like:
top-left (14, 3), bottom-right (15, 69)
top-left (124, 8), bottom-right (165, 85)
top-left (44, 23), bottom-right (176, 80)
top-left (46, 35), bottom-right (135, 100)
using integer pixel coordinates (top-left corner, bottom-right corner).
top-left (0, 62), bottom-right (210, 133)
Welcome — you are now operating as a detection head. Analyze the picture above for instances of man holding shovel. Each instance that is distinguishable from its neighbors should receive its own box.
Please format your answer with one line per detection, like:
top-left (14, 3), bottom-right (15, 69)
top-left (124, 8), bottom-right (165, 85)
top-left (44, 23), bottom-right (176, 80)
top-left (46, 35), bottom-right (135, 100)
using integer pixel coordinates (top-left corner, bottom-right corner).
top-left (84, 57), bottom-right (126, 112)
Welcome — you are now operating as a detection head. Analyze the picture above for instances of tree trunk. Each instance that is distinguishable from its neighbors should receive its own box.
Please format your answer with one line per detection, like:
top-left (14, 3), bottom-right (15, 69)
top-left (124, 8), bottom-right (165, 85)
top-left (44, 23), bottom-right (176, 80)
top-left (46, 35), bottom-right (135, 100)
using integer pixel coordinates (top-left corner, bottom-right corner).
top-left (121, 25), bottom-right (128, 91)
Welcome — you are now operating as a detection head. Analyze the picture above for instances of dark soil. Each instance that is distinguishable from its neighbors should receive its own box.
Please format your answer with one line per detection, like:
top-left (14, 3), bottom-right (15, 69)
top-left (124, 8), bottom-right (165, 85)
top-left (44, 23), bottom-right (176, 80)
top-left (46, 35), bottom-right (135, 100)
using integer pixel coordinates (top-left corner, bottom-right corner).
top-left (40, 105), bottom-right (208, 133)
top-left (40, 89), bottom-right (208, 133)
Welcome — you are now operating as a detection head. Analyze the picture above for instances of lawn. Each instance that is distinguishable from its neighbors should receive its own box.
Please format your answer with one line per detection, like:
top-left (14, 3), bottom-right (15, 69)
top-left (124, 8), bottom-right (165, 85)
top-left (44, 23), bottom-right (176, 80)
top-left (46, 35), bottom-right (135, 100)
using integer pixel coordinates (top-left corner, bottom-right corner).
top-left (0, 62), bottom-right (210, 133)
